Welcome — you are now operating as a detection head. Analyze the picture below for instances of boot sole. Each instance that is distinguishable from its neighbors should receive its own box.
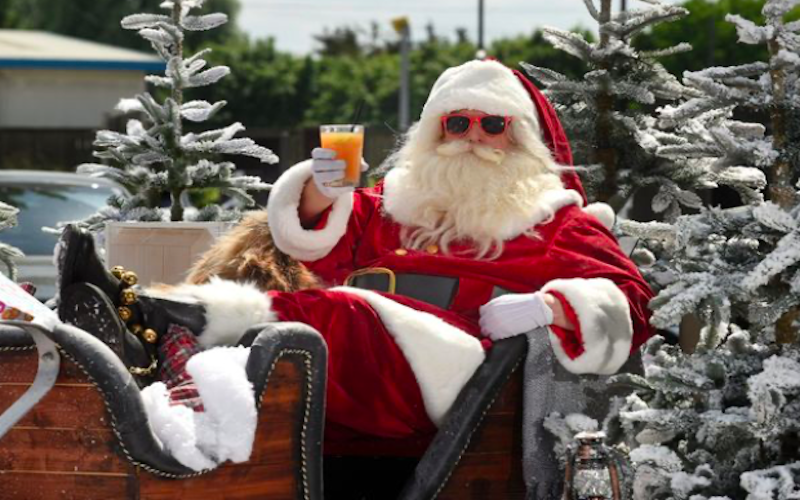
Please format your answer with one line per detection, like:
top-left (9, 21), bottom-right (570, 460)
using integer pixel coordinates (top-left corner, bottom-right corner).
top-left (58, 226), bottom-right (88, 298)
top-left (59, 282), bottom-right (128, 361)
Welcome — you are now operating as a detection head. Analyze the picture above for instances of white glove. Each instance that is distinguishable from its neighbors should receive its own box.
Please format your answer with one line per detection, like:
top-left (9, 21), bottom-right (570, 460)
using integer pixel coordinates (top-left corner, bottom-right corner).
top-left (479, 292), bottom-right (554, 341)
top-left (310, 148), bottom-right (368, 199)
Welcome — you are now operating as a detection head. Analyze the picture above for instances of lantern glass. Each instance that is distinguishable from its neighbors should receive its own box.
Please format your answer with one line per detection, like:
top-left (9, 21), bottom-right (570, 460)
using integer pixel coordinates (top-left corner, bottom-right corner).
top-left (566, 431), bottom-right (622, 500)
top-left (573, 466), bottom-right (613, 498)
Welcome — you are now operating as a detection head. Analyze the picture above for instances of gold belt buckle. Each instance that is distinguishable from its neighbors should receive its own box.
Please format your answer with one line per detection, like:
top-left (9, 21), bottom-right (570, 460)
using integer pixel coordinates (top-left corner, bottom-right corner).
top-left (344, 267), bottom-right (397, 294)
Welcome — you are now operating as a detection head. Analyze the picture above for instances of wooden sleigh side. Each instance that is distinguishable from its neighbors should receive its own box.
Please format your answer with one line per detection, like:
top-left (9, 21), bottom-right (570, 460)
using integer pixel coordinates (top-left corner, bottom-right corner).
top-left (0, 322), bottom-right (326, 500)
top-left (400, 335), bottom-right (528, 499)
top-left (0, 321), bottom-right (529, 500)
top-left (0, 319), bottom-right (637, 500)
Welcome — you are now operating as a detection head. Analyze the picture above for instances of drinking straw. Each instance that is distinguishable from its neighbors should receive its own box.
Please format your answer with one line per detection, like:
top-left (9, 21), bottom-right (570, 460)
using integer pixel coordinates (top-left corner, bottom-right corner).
top-left (351, 100), bottom-right (365, 130)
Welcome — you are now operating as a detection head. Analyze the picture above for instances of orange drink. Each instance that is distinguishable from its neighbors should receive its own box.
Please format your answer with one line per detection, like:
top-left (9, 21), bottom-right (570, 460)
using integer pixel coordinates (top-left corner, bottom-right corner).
top-left (320, 124), bottom-right (364, 187)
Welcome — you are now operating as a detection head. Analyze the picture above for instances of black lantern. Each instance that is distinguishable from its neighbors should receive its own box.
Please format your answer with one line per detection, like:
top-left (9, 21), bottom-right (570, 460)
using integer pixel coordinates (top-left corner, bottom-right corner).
top-left (563, 431), bottom-right (624, 500)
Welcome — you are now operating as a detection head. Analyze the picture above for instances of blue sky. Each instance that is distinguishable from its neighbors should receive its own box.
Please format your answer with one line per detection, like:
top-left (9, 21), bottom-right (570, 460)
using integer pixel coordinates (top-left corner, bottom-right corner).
top-left (237, 0), bottom-right (604, 54)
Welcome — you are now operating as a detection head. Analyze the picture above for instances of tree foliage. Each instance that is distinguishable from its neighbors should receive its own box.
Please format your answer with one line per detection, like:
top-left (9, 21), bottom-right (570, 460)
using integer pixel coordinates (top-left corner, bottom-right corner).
top-left (0, 0), bottom-right (241, 50)
top-left (189, 24), bottom-right (590, 131)
top-left (1, 0), bottom-right (792, 138)
top-left (635, 0), bottom-right (799, 76)
top-left (191, 37), bottom-right (315, 129)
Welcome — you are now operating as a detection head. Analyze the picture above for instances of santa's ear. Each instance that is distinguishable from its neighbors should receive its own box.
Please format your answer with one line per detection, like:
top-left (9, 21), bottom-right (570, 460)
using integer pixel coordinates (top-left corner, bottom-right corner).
top-left (583, 202), bottom-right (615, 230)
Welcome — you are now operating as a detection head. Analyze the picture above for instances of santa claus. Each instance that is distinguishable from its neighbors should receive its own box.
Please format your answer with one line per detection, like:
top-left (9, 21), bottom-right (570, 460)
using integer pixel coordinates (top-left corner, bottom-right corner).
top-left (60, 59), bottom-right (654, 456)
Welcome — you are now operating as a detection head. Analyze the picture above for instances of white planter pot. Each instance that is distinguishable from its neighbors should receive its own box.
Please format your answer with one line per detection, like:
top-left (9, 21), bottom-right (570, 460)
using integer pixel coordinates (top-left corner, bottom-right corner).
top-left (104, 221), bottom-right (234, 288)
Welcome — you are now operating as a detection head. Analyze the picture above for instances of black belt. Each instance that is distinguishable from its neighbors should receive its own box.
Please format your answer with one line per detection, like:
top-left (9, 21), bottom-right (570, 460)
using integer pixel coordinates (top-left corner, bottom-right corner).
top-left (345, 268), bottom-right (510, 310)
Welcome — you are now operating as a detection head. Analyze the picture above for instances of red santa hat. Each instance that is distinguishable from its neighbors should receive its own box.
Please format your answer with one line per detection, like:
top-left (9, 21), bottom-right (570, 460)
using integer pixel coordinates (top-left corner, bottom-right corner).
top-left (420, 59), bottom-right (588, 205)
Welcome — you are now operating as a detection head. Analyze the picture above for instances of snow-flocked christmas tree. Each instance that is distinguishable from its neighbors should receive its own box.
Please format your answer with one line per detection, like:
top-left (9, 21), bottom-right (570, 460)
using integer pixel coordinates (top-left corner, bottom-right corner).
top-left (657, 0), bottom-right (800, 209)
top-left (77, 0), bottom-right (277, 228)
top-left (600, 2), bottom-right (800, 498)
top-left (0, 202), bottom-right (24, 280)
top-left (522, 0), bottom-right (692, 207)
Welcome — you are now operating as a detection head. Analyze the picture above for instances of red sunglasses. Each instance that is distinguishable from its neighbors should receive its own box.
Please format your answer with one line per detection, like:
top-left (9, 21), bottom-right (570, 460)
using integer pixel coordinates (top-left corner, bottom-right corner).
top-left (440, 113), bottom-right (513, 136)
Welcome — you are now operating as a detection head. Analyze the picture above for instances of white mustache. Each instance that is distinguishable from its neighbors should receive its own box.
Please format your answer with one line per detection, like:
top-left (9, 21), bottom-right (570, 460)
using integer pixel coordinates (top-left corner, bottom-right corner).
top-left (435, 140), bottom-right (506, 165)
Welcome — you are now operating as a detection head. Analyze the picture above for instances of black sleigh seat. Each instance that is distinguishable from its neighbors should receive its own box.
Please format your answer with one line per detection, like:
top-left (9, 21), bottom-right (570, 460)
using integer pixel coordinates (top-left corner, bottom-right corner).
top-left (0, 320), bottom-right (327, 500)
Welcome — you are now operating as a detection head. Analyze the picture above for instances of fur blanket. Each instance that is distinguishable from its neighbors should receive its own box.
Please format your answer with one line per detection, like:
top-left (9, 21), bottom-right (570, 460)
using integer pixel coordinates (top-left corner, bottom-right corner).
top-left (185, 210), bottom-right (320, 292)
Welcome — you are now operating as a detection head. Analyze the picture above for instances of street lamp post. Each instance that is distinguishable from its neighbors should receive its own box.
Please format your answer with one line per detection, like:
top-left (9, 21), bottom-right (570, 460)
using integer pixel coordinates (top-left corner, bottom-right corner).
top-left (478, 0), bottom-right (484, 51)
top-left (392, 17), bottom-right (411, 131)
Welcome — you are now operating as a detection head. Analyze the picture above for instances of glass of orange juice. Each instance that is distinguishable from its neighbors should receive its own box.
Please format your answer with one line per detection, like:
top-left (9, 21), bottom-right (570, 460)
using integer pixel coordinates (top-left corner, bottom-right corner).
top-left (320, 124), bottom-right (364, 187)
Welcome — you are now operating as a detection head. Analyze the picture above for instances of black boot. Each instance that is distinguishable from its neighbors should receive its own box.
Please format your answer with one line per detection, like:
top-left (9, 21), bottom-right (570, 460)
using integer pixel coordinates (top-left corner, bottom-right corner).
top-left (60, 282), bottom-right (158, 387)
top-left (57, 225), bottom-right (207, 381)
top-left (58, 224), bottom-right (123, 302)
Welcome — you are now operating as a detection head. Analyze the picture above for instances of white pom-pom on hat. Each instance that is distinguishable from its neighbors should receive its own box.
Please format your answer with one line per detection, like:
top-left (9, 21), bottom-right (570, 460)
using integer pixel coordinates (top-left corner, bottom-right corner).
top-left (583, 202), bottom-right (615, 230)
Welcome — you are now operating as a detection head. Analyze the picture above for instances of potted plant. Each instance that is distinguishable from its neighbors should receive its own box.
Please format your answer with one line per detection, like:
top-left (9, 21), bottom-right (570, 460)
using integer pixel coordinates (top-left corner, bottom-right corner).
top-left (76, 0), bottom-right (277, 287)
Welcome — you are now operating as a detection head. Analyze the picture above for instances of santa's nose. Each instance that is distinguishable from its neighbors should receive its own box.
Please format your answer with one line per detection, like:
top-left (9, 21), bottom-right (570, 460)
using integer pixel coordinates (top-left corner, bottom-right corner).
top-left (466, 124), bottom-right (484, 143)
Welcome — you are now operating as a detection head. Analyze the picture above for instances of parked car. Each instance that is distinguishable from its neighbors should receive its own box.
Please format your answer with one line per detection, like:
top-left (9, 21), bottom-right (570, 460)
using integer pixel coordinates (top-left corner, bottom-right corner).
top-left (0, 170), bottom-right (126, 301)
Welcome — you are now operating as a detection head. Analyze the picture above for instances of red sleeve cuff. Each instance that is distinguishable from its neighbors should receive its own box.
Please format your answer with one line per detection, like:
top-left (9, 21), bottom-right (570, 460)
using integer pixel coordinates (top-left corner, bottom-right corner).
top-left (546, 290), bottom-right (585, 360)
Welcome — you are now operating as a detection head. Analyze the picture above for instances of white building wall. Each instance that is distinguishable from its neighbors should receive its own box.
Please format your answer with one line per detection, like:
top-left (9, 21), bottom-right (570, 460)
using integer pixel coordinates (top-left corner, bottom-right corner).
top-left (0, 69), bottom-right (146, 129)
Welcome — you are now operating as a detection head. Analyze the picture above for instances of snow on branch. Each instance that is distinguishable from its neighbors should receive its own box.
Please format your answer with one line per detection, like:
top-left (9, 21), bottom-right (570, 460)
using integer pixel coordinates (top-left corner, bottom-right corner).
top-left (180, 13), bottom-right (227, 31)
top-left (542, 27), bottom-right (594, 62)
top-left (120, 14), bottom-right (172, 30)
top-left (726, 14), bottom-right (771, 45)
top-left (604, 4), bottom-right (689, 40)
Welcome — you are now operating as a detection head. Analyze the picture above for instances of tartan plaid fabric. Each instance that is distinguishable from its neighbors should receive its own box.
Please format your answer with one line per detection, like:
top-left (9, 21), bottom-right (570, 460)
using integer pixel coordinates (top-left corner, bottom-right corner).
top-left (158, 323), bottom-right (205, 412)
top-left (168, 380), bottom-right (205, 412)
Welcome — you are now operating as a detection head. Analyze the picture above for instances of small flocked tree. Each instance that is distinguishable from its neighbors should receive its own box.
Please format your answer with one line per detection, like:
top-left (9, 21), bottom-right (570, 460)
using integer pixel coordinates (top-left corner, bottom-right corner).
top-left (0, 201), bottom-right (24, 280)
top-left (522, 0), bottom-right (691, 207)
top-left (78, 0), bottom-right (277, 229)
top-left (596, 2), bottom-right (800, 498)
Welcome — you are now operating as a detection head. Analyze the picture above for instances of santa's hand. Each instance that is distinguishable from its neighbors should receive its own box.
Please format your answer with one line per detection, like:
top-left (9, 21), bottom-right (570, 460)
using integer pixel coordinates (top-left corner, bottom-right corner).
top-left (479, 292), bottom-right (554, 341)
top-left (311, 148), bottom-right (353, 199)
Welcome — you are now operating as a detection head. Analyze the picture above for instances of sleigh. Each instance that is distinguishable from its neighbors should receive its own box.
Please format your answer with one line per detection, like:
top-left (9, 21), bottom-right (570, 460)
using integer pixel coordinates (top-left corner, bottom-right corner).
top-left (0, 316), bottom-right (639, 499)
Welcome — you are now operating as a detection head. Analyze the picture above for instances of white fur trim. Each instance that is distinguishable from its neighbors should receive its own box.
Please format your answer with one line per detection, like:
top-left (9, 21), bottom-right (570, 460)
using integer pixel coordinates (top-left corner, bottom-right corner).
top-left (583, 202), bottom-right (615, 230)
top-left (542, 278), bottom-right (633, 375)
top-left (333, 286), bottom-right (485, 426)
top-left (266, 160), bottom-right (354, 262)
top-left (382, 168), bottom-right (583, 239)
top-left (517, 189), bottom-right (584, 235)
top-left (140, 346), bottom-right (257, 471)
top-left (187, 347), bottom-right (257, 464)
top-left (140, 382), bottom-right (216, 471)
top-left (147, 277), bottom-right (275, 348)
top-left (422, 60), bottom-right (538, 133)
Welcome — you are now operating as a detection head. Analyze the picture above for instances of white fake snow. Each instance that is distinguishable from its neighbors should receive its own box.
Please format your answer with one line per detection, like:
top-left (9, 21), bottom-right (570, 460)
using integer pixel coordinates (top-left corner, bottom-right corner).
top-left (141, 346), bottom-right (257, 471)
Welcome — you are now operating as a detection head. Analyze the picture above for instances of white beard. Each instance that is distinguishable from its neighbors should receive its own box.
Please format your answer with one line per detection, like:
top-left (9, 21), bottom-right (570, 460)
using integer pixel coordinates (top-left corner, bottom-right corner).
top-left (383, 138), bottom-right (564, 260)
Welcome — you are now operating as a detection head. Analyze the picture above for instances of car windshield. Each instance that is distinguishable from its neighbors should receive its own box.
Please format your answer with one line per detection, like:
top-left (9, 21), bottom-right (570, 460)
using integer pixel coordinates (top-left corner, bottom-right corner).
top-left (0, 183), bottom-right (116, 255)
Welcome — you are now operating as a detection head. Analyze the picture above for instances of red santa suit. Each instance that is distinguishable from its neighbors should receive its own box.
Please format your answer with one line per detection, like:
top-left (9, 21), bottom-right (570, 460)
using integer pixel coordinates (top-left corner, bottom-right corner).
top-left (198, 60), bottom-right (654, 455)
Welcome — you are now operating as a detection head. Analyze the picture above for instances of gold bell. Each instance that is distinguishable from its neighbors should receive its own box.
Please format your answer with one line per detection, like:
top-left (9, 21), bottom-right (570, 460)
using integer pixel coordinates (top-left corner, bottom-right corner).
top-left (120, 289), bottom-right (138, 306)
top-left (110, 266), bottom-right (125, 279)
top-left (131, 324), bottom-right (143, 335)
top-left (121, 271), bottom-right (138, 287)
top-left (142, 328), bottom-right (158, 344)
top-left (118, 306), bottom-right (133, 322)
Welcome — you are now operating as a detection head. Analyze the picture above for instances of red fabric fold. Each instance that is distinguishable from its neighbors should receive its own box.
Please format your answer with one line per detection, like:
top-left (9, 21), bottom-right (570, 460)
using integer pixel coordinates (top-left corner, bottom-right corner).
top-left (544, 290), bottom-right (585, 361)
top-left (511, 68), bottom-right (588, 205)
